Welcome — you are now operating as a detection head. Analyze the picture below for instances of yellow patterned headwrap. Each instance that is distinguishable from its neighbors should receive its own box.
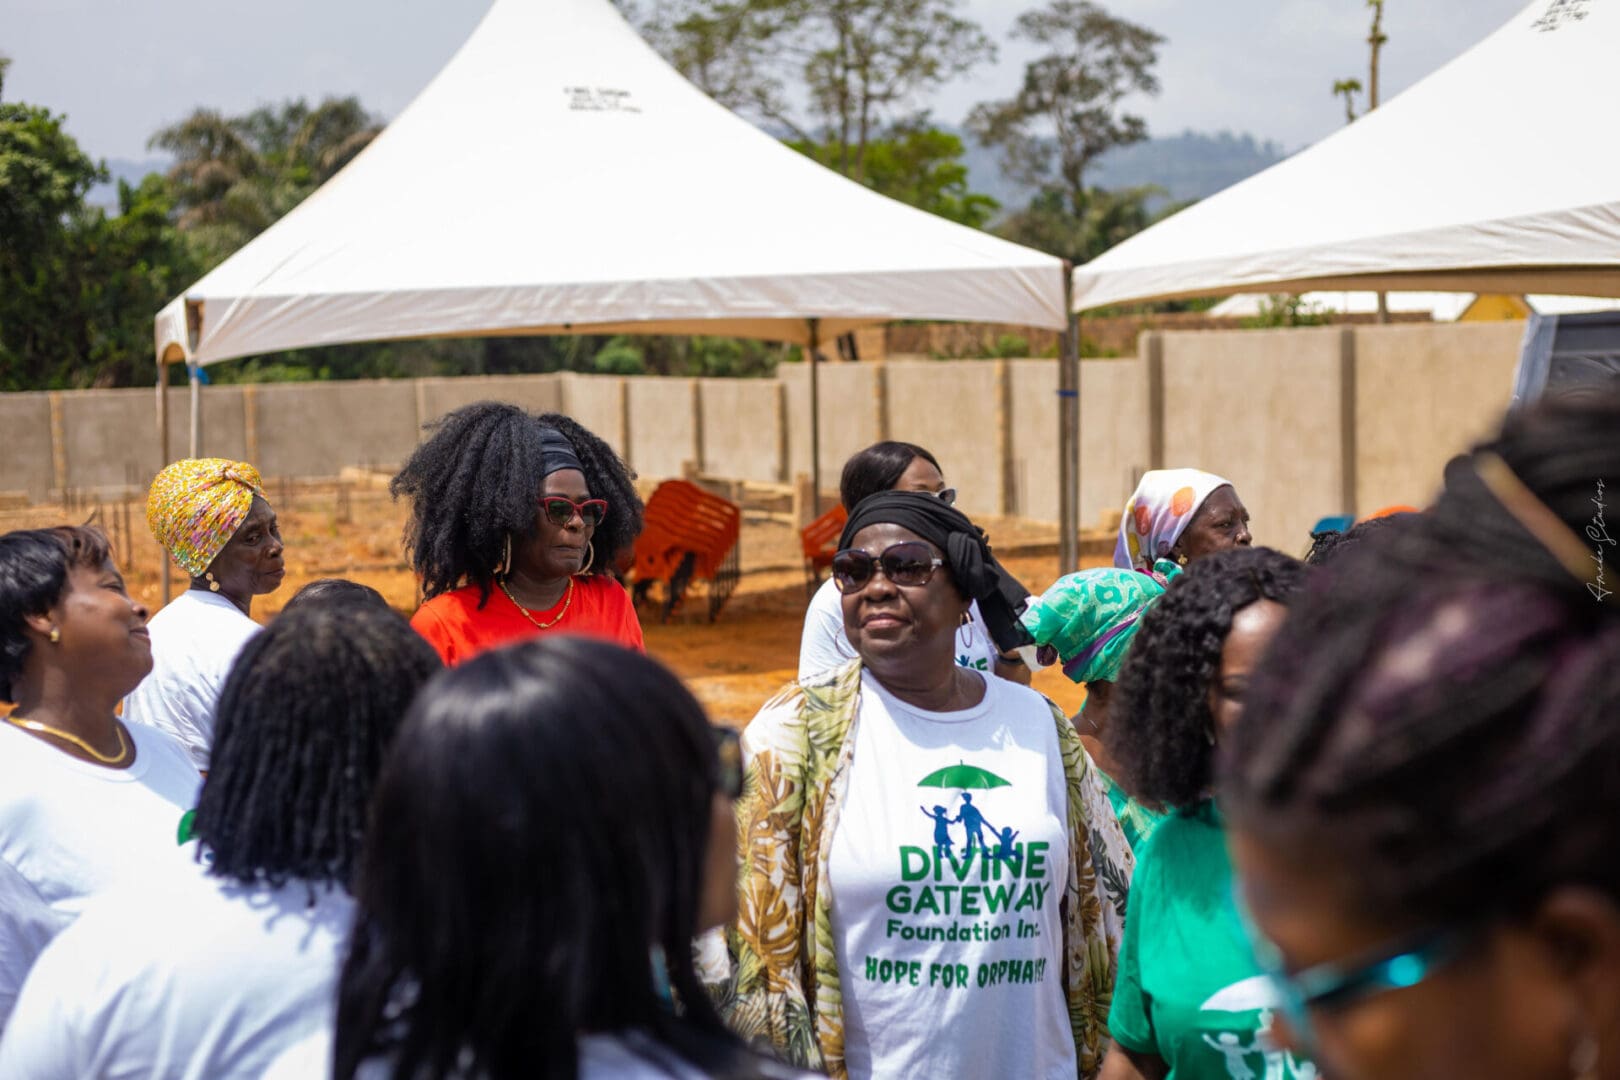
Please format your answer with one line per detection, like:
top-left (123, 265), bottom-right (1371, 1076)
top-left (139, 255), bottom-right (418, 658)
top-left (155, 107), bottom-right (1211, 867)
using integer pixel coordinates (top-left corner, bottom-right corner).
top-left (147, 458), bottom-right (265, 577)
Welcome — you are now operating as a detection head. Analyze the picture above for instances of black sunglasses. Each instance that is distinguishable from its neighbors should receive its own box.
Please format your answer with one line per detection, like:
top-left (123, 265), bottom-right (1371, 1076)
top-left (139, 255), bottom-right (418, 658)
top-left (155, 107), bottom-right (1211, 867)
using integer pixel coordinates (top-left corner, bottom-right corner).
top-left (540, 496), bottom-right (608, 528)
top-left (830, 540), bottom-right (945, 594)
top-left (713, 726), bottom-right (743, 799)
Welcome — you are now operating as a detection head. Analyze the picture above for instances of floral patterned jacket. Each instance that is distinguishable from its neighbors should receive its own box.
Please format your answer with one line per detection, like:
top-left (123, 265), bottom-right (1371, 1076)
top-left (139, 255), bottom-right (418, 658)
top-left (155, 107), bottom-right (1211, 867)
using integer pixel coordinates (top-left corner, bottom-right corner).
top-left (703, 660), bottom-right (1134, 1079)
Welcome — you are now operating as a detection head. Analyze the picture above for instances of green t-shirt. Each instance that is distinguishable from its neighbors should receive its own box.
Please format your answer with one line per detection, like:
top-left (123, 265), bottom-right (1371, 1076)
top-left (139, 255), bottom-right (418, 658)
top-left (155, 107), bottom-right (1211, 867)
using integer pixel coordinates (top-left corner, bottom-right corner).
top-left (1097, 770), bottom-right (1166, 854)
top-left (1108, 802), bottom-right (1318, 1080)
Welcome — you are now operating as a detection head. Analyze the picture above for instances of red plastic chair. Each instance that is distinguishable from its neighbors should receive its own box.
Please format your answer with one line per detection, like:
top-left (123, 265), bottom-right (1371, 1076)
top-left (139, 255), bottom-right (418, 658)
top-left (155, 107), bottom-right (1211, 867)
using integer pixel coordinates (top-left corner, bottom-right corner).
top-left (630, 480), bottom-right (742, 622)
top-left (799, 503), bottom-right (848, 597)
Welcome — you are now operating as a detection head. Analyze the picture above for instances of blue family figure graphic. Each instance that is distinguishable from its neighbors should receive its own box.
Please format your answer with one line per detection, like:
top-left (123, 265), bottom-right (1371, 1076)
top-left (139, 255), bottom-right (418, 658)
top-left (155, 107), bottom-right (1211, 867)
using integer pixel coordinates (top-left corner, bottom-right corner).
top-left (990, 825), bottom-right (1020, 860)
top-left (957, 792), bottom-right (994, 856)
top-left (921, 805), bottom-right (959, 857)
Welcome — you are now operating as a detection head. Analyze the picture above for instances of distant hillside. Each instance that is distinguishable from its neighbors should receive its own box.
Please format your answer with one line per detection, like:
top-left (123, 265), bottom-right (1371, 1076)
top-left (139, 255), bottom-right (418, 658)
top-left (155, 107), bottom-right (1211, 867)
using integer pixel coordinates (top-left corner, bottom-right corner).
top-left (958, 129), bottom-right (1287, 216)
top-left (87, 156), bottom-right (170, 211)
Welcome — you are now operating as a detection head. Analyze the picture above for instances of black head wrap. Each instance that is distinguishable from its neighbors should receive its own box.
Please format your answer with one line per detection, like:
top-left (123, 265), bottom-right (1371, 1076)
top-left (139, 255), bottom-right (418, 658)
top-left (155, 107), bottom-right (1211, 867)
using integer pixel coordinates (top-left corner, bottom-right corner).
top-left (838, 490), bottom-right (1032, 653)
top-left (539, 427), bottom-right (585, 478)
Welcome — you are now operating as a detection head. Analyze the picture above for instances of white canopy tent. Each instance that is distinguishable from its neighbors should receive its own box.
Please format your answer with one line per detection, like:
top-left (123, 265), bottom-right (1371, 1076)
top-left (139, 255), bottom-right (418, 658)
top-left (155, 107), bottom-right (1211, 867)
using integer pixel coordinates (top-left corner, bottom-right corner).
top-left (153, 0), bottom-right (1079, 586)
top-left (1072, 0), bottom-right (1620, 311)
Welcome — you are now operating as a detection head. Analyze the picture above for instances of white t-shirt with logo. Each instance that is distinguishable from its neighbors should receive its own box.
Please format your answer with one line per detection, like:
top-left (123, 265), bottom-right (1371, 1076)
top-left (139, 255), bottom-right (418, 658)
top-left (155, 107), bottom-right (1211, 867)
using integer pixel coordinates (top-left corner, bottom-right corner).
top-left (123, 589), bottom-right (263, 770)
top-left (0, 867), bottom-right (353, 1079)
top-left (799, 577), bottom-right (998, 680)
top-left (0, 719), bottom-right (200, 1034)
top-left (829, 672), bottom-right (1075, 1080)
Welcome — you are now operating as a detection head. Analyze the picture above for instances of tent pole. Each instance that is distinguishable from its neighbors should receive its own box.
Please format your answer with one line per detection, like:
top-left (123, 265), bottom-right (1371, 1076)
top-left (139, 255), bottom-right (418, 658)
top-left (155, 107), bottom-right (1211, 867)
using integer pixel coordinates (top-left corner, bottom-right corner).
top-left (1059, 265), bottom-right (1081, 575)
top-left (188, 363), bottom-right (202, 458)
top-left (157, 357), bottom-right (171, 606)
top-left (808, 319), bottom-right (822, 516)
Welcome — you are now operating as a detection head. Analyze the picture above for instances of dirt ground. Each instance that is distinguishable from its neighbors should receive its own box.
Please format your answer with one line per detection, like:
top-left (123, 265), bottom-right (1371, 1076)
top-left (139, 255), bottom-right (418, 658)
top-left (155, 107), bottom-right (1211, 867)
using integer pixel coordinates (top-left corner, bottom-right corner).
top-left (2, 484), bottom-right (1105, 724)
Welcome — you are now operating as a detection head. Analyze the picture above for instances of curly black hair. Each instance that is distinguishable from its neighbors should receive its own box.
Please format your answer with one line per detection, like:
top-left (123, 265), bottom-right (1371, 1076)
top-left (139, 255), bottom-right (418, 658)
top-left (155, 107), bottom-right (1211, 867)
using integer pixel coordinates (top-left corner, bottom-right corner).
top-left (1107, 546), bottom-right (1308, 811)
top-left (191, 603), bottom-right (441, 889)
top-left (390, 402), bottom-right (644, 603)
top-left (1303, 514), bottom-right (1400, 567)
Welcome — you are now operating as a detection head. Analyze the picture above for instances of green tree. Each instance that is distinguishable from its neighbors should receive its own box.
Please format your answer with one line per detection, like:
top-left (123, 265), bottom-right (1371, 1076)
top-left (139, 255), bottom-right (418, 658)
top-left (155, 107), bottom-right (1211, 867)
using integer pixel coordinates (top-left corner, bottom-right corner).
top-left (646, 0), bottom-right (992, 181)
top-left (968, 0), bottom-right (1164, 261)
top-left (789, 118), bottom-right (998, 226)
top-left (995, 183), bottom-right (1169, 266)
top-left (0, 90), bottom-right (199, 390)
top-left (150, 97), bottom-right (382, 267)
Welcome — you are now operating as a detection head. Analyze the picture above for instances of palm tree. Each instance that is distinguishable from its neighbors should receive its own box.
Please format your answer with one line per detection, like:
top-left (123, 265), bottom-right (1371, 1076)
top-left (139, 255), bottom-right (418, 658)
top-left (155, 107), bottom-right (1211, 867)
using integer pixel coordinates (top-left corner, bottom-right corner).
top-left (149, 97), bottom-right (382, 266)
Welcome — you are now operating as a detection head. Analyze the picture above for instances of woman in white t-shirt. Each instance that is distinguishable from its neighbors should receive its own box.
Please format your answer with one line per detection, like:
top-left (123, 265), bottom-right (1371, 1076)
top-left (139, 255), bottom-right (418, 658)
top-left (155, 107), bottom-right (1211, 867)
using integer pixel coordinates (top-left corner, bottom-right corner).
top-left (717, 492), bottom-right (1133, 1080)
top-left (321, 638), bottom-right (813, 1080)
top-left (800, 441), bottom-right (1030, 685)
top-left (123, 457), bottom-right (286, 769)
top-left (0, 597), bottom-right (441, 1079)
top-left (0, 525), bottom-right (201, 1034)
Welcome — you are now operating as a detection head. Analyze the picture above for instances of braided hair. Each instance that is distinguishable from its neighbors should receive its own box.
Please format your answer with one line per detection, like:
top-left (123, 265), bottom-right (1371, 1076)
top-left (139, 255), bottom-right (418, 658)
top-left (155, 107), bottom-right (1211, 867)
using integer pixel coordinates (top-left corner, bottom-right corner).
top-left (190, 603), bottom-right (441, 888)
top-left (1108, 546), bottom-right (1308, 811)
top-left (390, 402), bottom-right (643, 603)
top-left (1221, 390), bottom-right (1620, 925)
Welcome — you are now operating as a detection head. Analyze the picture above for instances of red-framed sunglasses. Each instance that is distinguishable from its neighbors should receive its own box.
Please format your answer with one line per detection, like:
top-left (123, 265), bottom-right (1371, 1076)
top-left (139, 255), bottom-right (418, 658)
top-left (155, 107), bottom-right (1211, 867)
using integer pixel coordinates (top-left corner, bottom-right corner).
top-left (540, 496), bottom-right (609, 528)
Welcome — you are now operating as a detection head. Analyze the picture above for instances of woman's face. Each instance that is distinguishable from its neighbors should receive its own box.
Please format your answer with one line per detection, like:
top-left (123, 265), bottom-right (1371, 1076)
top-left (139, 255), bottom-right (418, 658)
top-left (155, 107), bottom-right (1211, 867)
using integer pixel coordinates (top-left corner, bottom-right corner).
top-left (1175, 485), bottom-right (1252, 562)
top-left (1229, 829), bottom-right (1617, 1080)
top-left (43, 558), bottom-right (152, 697)
top-left (204, 496), bottom-right (285, 598)
top-left (894, 455), bottom-right (948, 497)
top-left (518, 468), bottom-right (596, 581)
top-left (1208, 598), bottom-right (1288, 736)
top-left (840, 523), bottom-right (969, 671)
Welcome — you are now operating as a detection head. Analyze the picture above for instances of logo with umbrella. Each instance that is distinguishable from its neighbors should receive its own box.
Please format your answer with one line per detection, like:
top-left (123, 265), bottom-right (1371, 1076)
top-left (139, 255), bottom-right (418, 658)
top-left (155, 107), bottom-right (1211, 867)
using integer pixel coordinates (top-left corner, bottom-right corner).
top-left (917, 761), bottom-right (1018, 860)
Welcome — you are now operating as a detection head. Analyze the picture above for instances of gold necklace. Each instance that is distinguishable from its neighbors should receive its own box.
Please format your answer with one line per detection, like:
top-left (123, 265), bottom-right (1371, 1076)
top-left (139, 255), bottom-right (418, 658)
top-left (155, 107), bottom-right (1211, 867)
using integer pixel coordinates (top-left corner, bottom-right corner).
top-left (498, 575), bottom-right (575, 631)
top-left (5, 715), bottom-right (130, 765)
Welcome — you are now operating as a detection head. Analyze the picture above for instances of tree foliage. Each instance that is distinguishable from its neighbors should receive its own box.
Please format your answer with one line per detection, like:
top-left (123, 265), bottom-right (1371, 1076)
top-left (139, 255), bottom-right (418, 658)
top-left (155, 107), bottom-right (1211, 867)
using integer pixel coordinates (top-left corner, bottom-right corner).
top-left (789, 118), bottom-right (997, 227)
top-left (0, 91), bottom-right (199, 390)
top-left (150, 97), bottom-right (382, 267)
top-left (969, 0), bottom-right (1163, 261)
top-left (645, 0), bottom-right (992, 181)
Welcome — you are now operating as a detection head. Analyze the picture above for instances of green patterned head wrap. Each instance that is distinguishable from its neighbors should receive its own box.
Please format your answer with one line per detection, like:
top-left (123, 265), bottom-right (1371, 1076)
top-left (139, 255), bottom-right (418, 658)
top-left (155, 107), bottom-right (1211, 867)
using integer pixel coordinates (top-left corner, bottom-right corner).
top-left (1019, 568), bottom-right (1166, 685)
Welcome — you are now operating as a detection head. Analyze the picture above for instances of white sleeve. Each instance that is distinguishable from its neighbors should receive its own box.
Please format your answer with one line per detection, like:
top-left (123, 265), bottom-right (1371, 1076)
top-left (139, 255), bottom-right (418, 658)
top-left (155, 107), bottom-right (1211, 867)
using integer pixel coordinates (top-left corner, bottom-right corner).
top-left (0, 917), bottom-right (86, 1079)
top-left (797, 579), bottom-right (857, 680)
top-left (0, 860), bottom-right (64, 1038)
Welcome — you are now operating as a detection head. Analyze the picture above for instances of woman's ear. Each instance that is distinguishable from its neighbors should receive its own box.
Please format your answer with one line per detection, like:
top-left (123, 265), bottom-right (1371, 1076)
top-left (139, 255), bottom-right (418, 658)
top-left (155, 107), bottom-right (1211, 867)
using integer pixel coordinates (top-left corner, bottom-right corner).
top-left (22, 609), bottom-right (56, 639)
top-left (1530, 888), bottom-right (1620, 1050)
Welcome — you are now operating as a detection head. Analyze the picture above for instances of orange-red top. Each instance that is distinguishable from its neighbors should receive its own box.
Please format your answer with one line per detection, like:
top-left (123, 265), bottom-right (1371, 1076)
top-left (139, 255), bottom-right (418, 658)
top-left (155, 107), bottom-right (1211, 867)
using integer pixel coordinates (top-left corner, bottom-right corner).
top-left (409, 575), bottom-right (645, 666)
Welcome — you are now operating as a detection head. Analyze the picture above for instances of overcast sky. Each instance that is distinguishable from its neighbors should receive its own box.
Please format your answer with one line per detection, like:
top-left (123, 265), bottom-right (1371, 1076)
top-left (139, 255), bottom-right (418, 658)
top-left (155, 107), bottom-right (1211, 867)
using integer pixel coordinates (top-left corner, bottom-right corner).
top-left (6, 0), bottom-right (1530, 163)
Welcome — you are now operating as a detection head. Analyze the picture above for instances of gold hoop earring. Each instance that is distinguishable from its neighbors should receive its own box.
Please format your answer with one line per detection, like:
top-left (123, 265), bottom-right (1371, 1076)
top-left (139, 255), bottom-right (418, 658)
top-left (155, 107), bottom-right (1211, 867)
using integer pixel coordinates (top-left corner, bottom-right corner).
top-left (204, 572), bottom-right (221, 593)
top-left (1571, 1033), bottom-right (1600, 1080)
top-left (500, 534), bottom-right (513, 578)
top-left (578, 541), bottom-right (595, 575)
top-left (48, 627), bottom-right (60, 643)
top-left (959, 610), bottom-right (972, 627)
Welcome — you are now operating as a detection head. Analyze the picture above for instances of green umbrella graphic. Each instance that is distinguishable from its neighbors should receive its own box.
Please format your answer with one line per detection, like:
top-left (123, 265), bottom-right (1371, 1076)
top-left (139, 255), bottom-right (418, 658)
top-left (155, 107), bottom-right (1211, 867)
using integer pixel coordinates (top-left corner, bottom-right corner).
top-left (916, 761), bottom-right (1011, 790)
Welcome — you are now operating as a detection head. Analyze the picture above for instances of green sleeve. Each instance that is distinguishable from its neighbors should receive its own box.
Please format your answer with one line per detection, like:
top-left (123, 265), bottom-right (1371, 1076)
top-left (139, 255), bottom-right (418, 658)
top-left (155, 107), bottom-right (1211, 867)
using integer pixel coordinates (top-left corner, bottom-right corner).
top-left (1106, 842), bottom-right (1157, 1055)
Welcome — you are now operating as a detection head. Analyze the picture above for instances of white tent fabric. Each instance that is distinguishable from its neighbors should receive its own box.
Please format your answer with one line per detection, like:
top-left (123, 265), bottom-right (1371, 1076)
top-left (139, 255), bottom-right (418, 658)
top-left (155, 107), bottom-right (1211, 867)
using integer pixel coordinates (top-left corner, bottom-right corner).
top-left (1206, 292), bottom-right (1620, 321)
top-left (154, 0), bottom-right (1065, 366)
top-left (1072, 0), bottom-right (1620, 312)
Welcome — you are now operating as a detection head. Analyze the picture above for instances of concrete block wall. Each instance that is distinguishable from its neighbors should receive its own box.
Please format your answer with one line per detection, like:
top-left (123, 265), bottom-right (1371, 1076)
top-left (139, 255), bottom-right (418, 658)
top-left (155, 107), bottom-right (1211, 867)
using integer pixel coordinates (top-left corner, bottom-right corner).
top-left (780, 362), bottom-right (882, 489)
top-left (253, 380), bottom-right (419, 479)
top-left (417, 374), bottom-right (563, 432)
top-left (558, 373), bottom-right (627, 457)
top-left (0, 393), bottom-right (54, 501)
top-left (1159, 326), bottom-right (1347, 555)
top-left (1353, 321), bottom-right (1523, 512)
top-left (625, 377), bottom-right (698, 480)
top-left (698, 379), bottom-right (784, 483)
top-left (0, 322), bottom-right (1531, 535)
top-left (884, 360), bottom-right (1004, 519)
